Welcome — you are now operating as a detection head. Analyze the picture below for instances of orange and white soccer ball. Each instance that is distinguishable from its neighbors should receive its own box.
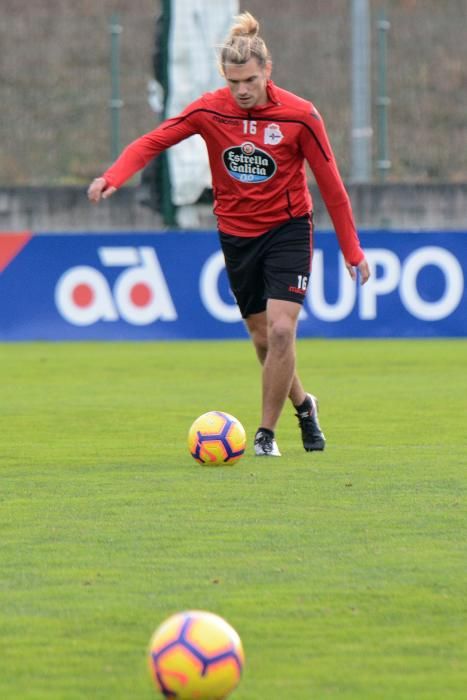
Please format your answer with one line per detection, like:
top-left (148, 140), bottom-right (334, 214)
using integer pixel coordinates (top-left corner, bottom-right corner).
top-left (148, 610), bottom-right (245, 699)
top-left (187, 411), bottom-right (246, 466)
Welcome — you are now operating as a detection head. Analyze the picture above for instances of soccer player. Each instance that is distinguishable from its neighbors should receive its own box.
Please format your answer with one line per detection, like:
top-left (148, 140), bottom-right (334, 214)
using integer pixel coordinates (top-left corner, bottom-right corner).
top-left (88, 11), bottom-right (370, 457)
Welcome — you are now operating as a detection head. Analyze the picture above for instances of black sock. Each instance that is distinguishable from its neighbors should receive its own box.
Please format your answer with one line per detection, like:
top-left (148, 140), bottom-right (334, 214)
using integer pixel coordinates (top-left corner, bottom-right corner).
top-left (256, 427), bottom-right (274, 438)
top-left (295, 396), bottom-right (312, 413)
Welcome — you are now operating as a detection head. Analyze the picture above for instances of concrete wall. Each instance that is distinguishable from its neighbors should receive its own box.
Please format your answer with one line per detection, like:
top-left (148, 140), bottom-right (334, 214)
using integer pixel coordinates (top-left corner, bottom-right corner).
top-left (313, 183), bottom-right (467, 231)
top-left (1, 183), bottom-right (466, 232)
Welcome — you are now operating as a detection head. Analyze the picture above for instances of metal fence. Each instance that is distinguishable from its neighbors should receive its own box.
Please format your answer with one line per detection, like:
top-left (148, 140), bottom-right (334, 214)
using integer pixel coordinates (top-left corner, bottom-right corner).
top-left (1, 0), bottom-right (466, 186)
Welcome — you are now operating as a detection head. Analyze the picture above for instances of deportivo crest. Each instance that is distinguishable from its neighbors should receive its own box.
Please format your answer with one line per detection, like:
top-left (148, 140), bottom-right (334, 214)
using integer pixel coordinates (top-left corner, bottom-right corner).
top-left (264, 123), bottom-right (284, 145)
top-left (222, 142), bottom-right (277, 183)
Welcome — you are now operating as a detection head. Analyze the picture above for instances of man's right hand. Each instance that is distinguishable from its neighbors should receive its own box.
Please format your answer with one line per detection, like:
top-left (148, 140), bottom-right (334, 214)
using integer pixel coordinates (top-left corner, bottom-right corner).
top-left (87, 177), bottom-right (117, 203)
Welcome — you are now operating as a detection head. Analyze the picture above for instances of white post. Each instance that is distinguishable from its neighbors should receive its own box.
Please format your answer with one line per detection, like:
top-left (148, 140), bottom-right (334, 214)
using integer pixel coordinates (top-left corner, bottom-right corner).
top-left (351, 0), bottom-right (372, 182)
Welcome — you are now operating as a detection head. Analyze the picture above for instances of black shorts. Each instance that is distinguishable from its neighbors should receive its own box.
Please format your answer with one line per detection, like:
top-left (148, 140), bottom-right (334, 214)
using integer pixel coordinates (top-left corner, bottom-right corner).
top-left (219, 215), bottom-right (313, 318)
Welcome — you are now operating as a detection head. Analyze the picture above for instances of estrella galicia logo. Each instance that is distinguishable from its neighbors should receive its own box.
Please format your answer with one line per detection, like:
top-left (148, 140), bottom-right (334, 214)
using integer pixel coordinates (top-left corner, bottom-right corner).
top-left (222, 141), bottom-right (277, 183)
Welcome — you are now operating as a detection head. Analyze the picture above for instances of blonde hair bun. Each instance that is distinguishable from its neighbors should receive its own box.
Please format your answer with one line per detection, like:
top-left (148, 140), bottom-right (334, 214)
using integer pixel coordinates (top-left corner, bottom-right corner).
top-left (219, 11), bottom-right (270, 74)
top-left (230, 11), bottom-right (259, 38)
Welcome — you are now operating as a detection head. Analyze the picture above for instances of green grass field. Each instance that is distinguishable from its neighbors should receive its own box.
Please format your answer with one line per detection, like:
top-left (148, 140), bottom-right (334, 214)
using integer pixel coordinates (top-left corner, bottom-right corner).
top-left (1, 339), bottom-right (465, 700)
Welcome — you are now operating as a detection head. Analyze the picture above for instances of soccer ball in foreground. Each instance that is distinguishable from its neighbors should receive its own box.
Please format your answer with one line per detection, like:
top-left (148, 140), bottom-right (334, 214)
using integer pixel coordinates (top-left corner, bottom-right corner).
top-left (148, 610), bottom-right (245, 699)
top-left (188, 411), bottom-right (246, 466)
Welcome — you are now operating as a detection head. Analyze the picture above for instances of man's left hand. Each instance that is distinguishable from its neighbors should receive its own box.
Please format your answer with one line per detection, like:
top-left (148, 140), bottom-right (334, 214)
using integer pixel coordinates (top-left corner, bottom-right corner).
top-left (345, 257), bottom-right (370, 285)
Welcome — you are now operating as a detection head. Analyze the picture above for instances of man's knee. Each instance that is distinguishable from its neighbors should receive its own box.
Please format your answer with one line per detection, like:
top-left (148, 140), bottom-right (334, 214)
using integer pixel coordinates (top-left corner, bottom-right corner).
top-left (267, 317), bottom-right (295, 351)
top-left (266, 301), bottom-right (300, 352)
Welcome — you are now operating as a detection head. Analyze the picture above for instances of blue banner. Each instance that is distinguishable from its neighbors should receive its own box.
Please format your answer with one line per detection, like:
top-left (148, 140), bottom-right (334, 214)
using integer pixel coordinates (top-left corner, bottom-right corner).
top-left (0, 231), bottom-right (465, 340)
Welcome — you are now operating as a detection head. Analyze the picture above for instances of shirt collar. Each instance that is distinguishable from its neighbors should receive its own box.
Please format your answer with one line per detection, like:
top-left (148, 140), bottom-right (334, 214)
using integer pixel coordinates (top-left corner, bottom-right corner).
top-left (249, 80), bottom-right (281, 112)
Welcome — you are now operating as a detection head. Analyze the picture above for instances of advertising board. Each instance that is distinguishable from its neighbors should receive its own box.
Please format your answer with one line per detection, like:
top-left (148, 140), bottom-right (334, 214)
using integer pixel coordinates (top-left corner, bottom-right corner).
top-left (0, 231), bottom-right (465, 340)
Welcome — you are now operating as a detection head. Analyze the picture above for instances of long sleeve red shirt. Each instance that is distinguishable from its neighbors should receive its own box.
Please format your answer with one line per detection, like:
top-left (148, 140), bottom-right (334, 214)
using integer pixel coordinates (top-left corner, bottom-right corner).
top-left (104, 80), bottom-right (364, 265)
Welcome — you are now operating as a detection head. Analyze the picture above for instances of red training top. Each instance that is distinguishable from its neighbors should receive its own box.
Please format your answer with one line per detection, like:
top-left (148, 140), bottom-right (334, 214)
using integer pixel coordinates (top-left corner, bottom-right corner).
top-left (103, 80), bottom-right (364, 265)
